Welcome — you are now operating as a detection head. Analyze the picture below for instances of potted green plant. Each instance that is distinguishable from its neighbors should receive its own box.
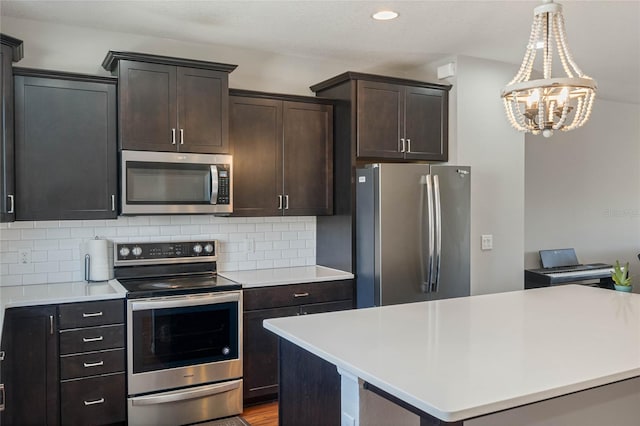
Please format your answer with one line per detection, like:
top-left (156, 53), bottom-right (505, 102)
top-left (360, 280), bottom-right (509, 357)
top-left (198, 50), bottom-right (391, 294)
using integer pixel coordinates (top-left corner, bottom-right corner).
top-left (611, 260), bottom-right (632, 292)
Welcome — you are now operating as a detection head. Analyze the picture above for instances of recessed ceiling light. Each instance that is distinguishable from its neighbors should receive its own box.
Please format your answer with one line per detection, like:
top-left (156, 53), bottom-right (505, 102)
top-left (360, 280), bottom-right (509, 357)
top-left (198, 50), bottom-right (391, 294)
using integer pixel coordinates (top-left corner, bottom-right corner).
top-left (372, 10), bottom-right (399, 21)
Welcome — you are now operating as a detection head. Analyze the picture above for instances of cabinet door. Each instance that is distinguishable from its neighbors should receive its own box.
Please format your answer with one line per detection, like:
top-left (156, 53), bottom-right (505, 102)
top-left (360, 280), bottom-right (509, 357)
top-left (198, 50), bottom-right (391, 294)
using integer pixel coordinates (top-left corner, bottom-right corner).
top-left (1, 306), bottom-right (59, 426)
top-left (177, 67), bottom-right (229, 153)
top-left (14, 76), bottom-right (117, 220)
top-left (0, 44), bottom-right (14, 222)
top-left (118, 60), bottom-right (177, 151)
top-left (404, 86), bottom-right (448, 161)
top-left (299, 299), bottom-right (353, 316)
top-left (283, 101), bottom-right (333, 216)
top-left (243, 306), bottom-right (299, 403)
top-left (229, 96), bottom-right (283, 216)
top-left (356, 80), bottom-right (403, 159)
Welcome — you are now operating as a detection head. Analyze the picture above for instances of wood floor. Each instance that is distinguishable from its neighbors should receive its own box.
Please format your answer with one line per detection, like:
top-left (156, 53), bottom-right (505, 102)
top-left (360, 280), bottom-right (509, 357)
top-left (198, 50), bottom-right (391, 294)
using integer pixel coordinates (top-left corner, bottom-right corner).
top-left (241, 401), bottom-right (278, 426)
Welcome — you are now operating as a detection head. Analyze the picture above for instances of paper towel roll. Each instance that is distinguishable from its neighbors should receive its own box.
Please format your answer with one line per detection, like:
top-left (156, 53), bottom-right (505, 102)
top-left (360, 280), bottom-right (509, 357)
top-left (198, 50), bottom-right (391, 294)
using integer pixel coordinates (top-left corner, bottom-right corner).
top-left (84, 238), bottom-right (114, 282)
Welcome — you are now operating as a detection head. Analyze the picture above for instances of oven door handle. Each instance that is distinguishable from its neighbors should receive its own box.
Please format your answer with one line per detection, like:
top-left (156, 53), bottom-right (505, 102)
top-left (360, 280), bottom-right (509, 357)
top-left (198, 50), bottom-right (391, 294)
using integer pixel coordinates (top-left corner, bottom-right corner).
top-left (130, 292), bottom-right (240, 311)
top-left (130, 380), bottom-right (241, 406)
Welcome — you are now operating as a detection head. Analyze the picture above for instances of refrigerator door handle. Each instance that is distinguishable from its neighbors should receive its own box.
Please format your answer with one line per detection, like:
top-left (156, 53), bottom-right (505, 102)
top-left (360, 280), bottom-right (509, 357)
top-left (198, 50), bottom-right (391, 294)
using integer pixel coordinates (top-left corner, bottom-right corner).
top-left (421, 174), bottom-right (435, 293)
top-left (432, 174), bottom-right (442, 292)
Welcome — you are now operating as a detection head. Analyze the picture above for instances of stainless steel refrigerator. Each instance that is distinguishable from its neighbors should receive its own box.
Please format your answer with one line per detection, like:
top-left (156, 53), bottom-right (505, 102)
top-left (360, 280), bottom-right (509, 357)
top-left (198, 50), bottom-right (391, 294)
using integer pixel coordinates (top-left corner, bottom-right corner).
top-left (356, 163), bottom-right (470, 307)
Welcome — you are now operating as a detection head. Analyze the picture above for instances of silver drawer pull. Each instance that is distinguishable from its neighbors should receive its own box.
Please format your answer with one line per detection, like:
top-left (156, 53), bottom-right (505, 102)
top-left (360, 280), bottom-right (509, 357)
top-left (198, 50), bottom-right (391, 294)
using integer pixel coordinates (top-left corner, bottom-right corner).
top-left (83, 361), bottom-right (104, 368)
top-left (83, 398), bottom-right (105, 406)
top-left (293, 292), bottom-right (309, 298)
top-left (82, 336), bottom-right (104, 343)
top-left (82, 312), bottom-right (103, 318)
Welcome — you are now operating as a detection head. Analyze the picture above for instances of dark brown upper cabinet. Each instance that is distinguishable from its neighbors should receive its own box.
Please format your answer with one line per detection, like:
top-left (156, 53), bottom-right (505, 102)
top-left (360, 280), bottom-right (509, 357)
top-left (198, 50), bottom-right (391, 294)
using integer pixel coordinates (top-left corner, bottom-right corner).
top-left (0, 34), bottom-right (23, 223)
top-left (313, 72), bottom-right (450, 162)
top-left (13, 69), bottom-right (117, 220)
top-left (230, 90), bottom-right (333, 217)
top-left (102, 51), bottom-right (237, 154)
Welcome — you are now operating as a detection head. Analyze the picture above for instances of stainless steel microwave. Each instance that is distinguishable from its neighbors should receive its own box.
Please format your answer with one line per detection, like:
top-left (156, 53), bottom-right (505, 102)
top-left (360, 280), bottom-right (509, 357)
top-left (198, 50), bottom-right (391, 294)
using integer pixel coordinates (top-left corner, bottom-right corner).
top-left (121, 150), bottom-right (232, 215)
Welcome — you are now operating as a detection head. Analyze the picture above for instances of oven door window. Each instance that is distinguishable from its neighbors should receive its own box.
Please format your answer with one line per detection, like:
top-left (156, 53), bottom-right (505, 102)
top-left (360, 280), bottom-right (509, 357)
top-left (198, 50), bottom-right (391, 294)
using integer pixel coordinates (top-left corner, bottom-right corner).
top-left (132, 301), bottom-right (238, 373)
top-left (126, 161), bottom-right (212, 204)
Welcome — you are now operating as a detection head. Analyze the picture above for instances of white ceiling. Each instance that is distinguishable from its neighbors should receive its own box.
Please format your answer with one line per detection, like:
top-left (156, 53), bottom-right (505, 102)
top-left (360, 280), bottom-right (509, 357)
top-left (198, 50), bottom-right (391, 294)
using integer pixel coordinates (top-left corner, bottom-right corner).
top-left (1, 0), bottom-right (639, 103)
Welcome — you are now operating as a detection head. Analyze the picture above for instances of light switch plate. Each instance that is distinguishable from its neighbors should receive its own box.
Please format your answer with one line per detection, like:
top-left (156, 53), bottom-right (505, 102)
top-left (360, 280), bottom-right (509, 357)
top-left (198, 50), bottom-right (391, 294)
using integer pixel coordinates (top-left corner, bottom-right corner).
top-left (481, 235), bottom-right (493, 251)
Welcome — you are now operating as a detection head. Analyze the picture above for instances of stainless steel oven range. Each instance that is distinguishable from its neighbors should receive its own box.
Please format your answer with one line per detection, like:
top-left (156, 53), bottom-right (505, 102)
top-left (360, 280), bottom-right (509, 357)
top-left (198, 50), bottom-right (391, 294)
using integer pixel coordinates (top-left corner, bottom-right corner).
top-left (114, 240), bottom-right (242, 426)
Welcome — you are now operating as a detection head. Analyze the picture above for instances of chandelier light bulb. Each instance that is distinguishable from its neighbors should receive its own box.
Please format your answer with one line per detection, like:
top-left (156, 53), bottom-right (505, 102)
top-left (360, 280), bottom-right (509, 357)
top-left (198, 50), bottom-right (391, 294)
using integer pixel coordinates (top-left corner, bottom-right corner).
top-left (501, 0), bottom-right (597, 136)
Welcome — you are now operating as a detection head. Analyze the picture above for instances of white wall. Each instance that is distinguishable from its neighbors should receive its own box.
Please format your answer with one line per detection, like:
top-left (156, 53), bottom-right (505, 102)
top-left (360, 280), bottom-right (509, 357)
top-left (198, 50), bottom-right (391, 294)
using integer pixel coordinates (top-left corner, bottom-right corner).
top-left (449, 56), bottom-right (525, 295)
top-left (524, 99), bottom-right (640, 285)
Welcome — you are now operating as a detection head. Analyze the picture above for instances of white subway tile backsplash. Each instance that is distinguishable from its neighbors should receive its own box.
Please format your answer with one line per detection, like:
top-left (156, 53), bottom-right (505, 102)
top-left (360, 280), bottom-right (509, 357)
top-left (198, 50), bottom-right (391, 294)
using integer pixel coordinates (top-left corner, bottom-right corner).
top-left (22, 229), bottom-right (47, 239)
top-left (0, 215), bottom-right (316, 286)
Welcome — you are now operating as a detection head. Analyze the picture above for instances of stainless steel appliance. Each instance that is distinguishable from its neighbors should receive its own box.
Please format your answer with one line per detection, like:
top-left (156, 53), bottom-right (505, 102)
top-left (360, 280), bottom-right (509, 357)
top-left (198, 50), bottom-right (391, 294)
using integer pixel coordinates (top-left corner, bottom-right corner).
top-left (120, 150), bottom-right (232, 215)
top-left (356, 163), bottom-right (470, 307)
top-left (114, 240), bottom-right (242, 425)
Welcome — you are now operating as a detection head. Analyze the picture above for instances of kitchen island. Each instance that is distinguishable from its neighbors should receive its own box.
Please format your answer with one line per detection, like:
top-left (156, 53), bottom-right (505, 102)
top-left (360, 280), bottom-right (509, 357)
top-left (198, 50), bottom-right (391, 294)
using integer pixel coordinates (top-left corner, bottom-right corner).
top-left (264, 285), bottom-right (640, 425)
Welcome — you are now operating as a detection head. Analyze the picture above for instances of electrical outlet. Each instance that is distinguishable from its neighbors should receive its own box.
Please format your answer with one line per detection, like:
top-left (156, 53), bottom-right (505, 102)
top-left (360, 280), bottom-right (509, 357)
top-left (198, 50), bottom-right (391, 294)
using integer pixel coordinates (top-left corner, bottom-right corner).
top-left (244, 239), bottom-right (255, 253)
top-left (18, 248), bottom-right (32, 264)
top-left (481, 235), bottom-right (493, 251)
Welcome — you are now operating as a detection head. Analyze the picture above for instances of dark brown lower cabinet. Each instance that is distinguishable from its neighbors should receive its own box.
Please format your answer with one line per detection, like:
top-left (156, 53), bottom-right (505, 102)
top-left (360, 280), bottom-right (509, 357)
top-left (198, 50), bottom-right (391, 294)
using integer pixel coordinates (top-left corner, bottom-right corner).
top-left (278, 338), bottom-right (341, 426)
top-left (242, 279), bottom-right (354, 405)
top-left (0, 299), bottom-right (125, 426)
top-left (0, 305), bottom-right (60, 426)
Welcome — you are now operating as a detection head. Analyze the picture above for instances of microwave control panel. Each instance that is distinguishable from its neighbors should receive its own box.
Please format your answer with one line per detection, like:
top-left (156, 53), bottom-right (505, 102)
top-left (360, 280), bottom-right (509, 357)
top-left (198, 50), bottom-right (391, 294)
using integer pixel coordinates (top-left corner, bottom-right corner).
top-left (217, 167), bottom-right (230, 205)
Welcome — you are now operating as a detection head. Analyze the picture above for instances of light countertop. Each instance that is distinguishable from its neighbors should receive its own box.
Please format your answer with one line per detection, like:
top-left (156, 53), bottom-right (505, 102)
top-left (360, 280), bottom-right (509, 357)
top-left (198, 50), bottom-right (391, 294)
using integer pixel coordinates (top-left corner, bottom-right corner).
top-left (218, 265), bottom-right (354, 288)
top-left (0, 280), bottom-right (126, 338)
top-left (264, 285), bottom-right (640, 422)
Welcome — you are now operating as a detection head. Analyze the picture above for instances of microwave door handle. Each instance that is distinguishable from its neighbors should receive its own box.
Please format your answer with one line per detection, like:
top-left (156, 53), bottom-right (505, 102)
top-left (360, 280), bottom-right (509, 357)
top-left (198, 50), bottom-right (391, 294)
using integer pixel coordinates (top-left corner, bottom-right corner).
top-left (210, 165), bottom-right (219, 205)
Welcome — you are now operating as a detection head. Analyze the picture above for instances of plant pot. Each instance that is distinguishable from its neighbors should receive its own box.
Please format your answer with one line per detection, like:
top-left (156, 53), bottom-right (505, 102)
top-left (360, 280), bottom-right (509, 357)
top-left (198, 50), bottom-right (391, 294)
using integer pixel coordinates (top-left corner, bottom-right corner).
top-left (614, 284), bottom-right (632, 292)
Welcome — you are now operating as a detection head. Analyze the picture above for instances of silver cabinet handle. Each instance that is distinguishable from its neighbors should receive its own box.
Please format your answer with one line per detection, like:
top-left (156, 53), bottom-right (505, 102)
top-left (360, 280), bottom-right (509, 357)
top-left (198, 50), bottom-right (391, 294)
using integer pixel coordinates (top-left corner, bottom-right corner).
top-left (83, 360), bottom-right (104, 368)
top-left (407, 138), bottom-right (411, 153)
top-left (171, 128), bottom-right (176, 145)
top-left (400, 138), bottom-right (406, 153)
top-left (7, 195), bottom-right (14, 214)
top-left (285, 195), bottom-right (289, 210)
top-left (49, 315), bottom-right (54, 335)
top-left (82, 336), bottom-right (104, 343)
top-left (82, 311), bottom-right (103, 318)
top-left (293, 292), bottom-right (309, 298)
top-left (0, 383), bottom-right (5, 411)
top-left (111, 194), bottom-right (115, 211)
top-left (278, 195), bottom-right (283, 210)
top-left (83, 398), bottom-right (104, 406)
top-left (180, 128), bottom-right (184, 145)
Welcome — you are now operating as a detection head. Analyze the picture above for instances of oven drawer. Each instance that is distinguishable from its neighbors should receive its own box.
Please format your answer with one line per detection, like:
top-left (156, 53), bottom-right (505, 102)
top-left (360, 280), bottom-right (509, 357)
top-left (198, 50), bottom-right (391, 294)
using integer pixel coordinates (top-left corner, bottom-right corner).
top-left (59, 324), bottom-right (124, 355)
top-left (243, 279), bottom-right (354, 310)
top-left (61, 373), bottom-right (126, 426)
top-left (60, 348), bottom-right (125, 380)
top-left (58, 299), bottom-right (125, 329)
top-left (128, 379), bottom-right (243, 426)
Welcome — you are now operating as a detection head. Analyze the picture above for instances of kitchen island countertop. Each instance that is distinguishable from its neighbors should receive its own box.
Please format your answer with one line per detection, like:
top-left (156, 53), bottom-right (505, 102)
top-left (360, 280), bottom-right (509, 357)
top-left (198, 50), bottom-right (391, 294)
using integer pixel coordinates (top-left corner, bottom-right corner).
top-left (0, 280), bottom-right (126, 339)
top-left (264, 285), bottom-right (640, 423)
top-left (218, 265), bottom-right (354, 288)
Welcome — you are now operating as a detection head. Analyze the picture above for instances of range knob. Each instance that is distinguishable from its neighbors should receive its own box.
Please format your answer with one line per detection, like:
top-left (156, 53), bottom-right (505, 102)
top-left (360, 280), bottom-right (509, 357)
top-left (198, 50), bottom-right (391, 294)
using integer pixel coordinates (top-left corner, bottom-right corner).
top-left (193, 244), bottom-right (203, 254)
top-left (132, 246), bottom-right (143, 256)
top-left (119, 246), bottom-right (130, 257)
top-left (204, 243), bottom-right (214, 254)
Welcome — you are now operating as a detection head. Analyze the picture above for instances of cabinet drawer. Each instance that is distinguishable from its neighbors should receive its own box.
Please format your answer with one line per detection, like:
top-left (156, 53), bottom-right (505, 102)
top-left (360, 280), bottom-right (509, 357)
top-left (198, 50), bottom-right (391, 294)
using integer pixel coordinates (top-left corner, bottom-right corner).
top-left (59, 324), bottom-right (124, 355)
top-left (243, 279), bottom-right (354, 311)
top-left (60, 349), bottom-right (125, 380)
top-left (299, 300), bottom-right (353, 316)
top-left (58, 299), bottom-right (124, 329)
top-left (61, 373), bottom-right (126, 426)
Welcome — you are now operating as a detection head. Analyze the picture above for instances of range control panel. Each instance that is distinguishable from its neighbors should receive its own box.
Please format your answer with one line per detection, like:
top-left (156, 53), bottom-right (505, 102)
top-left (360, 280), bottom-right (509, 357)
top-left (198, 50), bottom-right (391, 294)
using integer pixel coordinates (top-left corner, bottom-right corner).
top-left (114, 240), bottom-right (217, 265)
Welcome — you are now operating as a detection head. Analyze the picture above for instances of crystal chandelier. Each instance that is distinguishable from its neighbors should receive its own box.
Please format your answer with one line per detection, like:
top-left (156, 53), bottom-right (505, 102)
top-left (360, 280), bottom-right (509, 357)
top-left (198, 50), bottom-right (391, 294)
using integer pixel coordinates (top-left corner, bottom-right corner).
top-left (501, 0), bottom-right (596, 138)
